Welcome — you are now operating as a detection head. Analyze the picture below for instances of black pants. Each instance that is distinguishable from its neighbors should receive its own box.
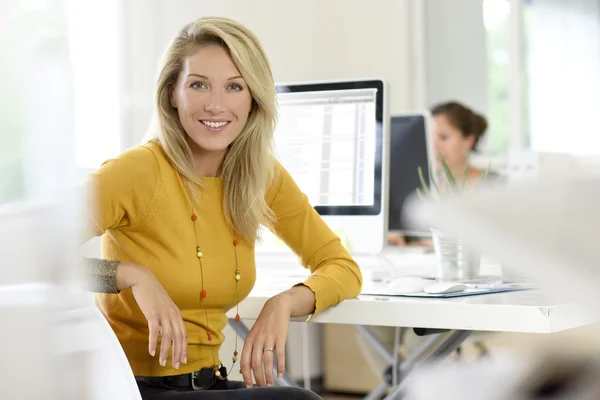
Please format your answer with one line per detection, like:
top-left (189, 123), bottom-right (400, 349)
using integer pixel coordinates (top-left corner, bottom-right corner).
top-left (136, 375), bottom-right (322, 400)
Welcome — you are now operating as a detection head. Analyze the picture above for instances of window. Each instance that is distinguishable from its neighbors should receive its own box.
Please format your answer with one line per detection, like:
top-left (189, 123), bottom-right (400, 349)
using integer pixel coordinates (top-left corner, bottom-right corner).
top-left (1, 1), bottom-right (122, 205)
top-left (483, 0), bottom-right (511, 156)
top-left (1, 1), bottom-right (72, 204)
top-left (67, 0), bottom-right (122, 168)
top-left (526, 0), bottom-right (600, 155)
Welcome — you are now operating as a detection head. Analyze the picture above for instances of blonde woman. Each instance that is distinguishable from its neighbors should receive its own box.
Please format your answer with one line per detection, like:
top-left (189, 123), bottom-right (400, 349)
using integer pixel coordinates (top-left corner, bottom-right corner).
top-left (85, 17), bottom-right (362, 399)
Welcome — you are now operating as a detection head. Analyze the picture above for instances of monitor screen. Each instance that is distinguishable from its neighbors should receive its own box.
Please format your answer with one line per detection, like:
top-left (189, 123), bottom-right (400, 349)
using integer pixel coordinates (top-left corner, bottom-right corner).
top-left (274, 80), bottom-right (384, 216)
top-left (388, 114), bottom-right (432, 234)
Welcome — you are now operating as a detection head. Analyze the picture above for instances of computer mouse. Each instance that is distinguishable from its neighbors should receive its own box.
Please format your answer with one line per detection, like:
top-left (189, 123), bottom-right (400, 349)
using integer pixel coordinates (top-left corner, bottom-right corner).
top-left (424, 281), bottom-right (467, 294)
top-left (388, 277), bottom-right (432, 294)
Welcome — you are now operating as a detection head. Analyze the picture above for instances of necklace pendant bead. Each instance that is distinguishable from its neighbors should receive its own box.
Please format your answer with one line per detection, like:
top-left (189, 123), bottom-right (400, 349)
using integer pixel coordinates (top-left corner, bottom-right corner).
top-left (191, 215), bottom-right (197, 221)
top-left (233, 240), bottom-right (238, 246)
top-left (235, 274), bottom-right (241, 281)
top-left (201, 290), bottom-right (207, 299)
top-left (197, 251), bottom-right (203, 258)
top-left (235, 314), bottom-right (240, 322)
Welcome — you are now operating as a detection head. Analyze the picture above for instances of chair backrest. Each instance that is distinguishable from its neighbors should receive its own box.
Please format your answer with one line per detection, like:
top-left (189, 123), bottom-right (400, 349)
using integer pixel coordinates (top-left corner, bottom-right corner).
top-left (88, 306), bottom-right (143, 400)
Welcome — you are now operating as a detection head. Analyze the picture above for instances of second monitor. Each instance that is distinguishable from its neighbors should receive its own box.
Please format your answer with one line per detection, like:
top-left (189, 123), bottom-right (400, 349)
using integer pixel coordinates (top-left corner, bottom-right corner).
top-left (388, 112), bottom-right (433, 237)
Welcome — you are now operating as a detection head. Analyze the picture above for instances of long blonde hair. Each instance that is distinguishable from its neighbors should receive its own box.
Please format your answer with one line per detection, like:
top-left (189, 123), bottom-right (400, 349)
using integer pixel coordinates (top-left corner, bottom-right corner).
top-left (153, 17), bottom-right (277, 243)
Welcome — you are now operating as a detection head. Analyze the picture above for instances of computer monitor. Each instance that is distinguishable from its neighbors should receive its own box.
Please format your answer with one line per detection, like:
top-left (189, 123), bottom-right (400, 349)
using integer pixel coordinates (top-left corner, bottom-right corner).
top-left (387, 112), bottom-right (434, 237)
top-left (257, 79), bottom-right (388, 255)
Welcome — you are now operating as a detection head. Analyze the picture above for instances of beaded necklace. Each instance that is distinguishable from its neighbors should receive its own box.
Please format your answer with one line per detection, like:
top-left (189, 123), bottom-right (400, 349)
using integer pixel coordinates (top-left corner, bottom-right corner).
top-left (190, 206), bottom-right (241, 381)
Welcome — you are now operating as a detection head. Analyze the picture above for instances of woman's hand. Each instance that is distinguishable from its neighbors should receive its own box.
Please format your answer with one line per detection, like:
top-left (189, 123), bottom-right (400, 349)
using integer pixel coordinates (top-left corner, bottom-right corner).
top-left (116, 262), bottom-right (187, 369)
top-left (388, 232), bottom-right (406, 246)
top-left (240, 294), bottom-right (291, 387)
top-left (240, 285), bottom-right (316, 388)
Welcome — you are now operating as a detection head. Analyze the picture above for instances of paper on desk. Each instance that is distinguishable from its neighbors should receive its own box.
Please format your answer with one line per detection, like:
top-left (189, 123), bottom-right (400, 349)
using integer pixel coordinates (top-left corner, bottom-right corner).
top-left (361, 281), bottom-right (530, 298)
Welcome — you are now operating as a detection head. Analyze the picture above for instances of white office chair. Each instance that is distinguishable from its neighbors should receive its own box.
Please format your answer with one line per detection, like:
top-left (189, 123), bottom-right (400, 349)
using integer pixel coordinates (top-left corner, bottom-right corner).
top-left (0, 283), bottom-right (142, 399)
top-left (88, 306), bottom-right (143, 400)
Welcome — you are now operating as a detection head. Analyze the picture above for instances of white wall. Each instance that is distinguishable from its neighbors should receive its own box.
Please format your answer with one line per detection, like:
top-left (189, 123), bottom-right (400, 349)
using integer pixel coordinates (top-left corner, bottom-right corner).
top-left (121, 0), bottom-right (426, 145)
top-left (528, 0), bottom-right (600, 155)
top-left (424, 0), bottom-right (488, 113)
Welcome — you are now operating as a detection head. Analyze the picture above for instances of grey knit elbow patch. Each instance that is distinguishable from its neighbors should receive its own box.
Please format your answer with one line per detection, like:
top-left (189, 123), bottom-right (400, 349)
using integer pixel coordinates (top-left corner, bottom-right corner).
top-left (87, 258), bottom-right (120, 294)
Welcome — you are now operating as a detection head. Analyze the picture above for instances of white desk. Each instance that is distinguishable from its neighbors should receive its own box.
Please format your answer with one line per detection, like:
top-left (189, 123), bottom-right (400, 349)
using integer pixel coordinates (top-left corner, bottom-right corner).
top-left (229, 256), bottom-right (596, 334)
top-left (229, 288), bottom-right (592, 334)
top-left (228, 256), bottom-right (599, 399)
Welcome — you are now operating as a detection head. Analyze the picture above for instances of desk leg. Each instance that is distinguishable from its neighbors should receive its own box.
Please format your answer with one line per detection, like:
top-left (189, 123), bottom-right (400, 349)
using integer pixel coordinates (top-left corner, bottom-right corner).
top-left (228, 318), bottom-right (299, 388)
top-left (424, 329), bottom-right (473, 363)
top-left (357, 327), bottom-right (442, 400)
top-left (354, 325), bottom-right (395, 365)
top-left (355, 327), bottom-right (472, 400)
top-left (364, 381), bottom-right (389, 400)
top-left (382, 330), bottom-right (473, 400)
top-left (398, 333), bottom-right (443, 373)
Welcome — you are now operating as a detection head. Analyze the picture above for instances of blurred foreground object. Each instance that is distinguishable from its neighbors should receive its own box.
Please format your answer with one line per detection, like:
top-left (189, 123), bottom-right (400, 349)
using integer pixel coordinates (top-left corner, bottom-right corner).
top-left (0, 1), bottom-right (128, 398)
top-left (404, 353), bottom-right (600, 400)
top-left (405, 175), bottom-right (600, 304)
top-left (401, 171), bottom-right (600, 398)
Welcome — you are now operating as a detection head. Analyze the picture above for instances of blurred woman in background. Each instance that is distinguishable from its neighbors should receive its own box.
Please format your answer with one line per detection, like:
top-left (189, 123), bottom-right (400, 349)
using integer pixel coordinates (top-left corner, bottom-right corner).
top-left (388, 100), bottom-right (501, 246)
top-left (430, 101), bottom-right (499, 185)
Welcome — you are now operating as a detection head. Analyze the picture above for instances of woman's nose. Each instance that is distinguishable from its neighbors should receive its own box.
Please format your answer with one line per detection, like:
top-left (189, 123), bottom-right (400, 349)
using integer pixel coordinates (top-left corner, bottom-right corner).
top-left (204, 91), bottom-right (225, 113)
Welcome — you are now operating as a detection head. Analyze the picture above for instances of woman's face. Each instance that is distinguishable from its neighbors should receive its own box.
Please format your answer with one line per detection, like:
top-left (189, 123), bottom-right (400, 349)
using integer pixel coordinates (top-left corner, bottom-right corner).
top-left (171, 44), bottom-right (253, 155)
top-left (432, 113), bottom-right (475, 169)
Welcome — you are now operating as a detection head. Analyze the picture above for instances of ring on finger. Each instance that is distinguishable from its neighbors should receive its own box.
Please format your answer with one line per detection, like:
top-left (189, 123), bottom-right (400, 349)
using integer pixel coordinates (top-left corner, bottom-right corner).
top-left (263, 348), bottom-right (274, 352)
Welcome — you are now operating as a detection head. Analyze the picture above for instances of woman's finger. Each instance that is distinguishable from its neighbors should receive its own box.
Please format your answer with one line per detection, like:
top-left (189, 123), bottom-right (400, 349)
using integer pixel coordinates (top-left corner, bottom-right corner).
top-left (169, 310), bottom-right (184, 368)
top-left (159, 318), bottom-right (173, 367)
top-left (262, 343), bottom-right (275, 386)
top-left (275, 336), bottom-right (286, 379)
top-left (178, 315), bottom-right (188, 365)
top-left (251, 342), bottom-right (266, 387)
top-left (240, 340), bottom-right (254, 388)
top-left (147, 316), bottom-right (160, 357)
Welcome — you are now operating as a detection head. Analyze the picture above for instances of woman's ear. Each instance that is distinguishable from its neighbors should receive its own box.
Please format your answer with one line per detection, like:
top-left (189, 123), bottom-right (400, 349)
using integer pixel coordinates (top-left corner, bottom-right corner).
top-left (466, 134), bottom-right (477, 151)
top-left (170, 85), bottom-right (178, 109)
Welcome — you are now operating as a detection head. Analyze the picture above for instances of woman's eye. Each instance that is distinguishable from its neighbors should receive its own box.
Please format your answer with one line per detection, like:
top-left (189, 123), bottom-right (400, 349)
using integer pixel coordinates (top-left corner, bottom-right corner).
top-left (190, 81), bottom-right (207, 89)
top-left (228, 83), bottom-right (243, 91)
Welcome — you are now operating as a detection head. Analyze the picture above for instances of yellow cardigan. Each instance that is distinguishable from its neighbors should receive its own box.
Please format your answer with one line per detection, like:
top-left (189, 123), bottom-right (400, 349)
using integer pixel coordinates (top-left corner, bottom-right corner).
top-left (89, 140), bottom-right (362, 377)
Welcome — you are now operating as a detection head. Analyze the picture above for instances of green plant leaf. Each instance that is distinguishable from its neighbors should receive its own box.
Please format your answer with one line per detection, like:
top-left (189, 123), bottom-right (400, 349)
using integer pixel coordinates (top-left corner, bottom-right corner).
top-left (417, 166), bottom-right (430, 194)
top-left (416, 187), bottom-right (424, 199)
top-left (481, 162), bottom-right (491, 181)
top-left (440, 155), bottom-right (457, 187)
top-left (428, 167), bottom-right (440, 194)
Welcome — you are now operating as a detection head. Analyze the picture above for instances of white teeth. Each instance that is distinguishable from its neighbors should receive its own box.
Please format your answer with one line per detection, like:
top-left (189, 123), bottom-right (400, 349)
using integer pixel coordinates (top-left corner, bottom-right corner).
top-left (202, 120), bottom-right (229, 128)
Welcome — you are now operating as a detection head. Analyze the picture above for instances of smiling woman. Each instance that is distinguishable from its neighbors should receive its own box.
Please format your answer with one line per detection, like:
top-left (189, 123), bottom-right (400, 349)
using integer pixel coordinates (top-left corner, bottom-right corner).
top-left (154, 19), bottom-right (279, 243)
top-left (84, 16), bottom-right (361, 400)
